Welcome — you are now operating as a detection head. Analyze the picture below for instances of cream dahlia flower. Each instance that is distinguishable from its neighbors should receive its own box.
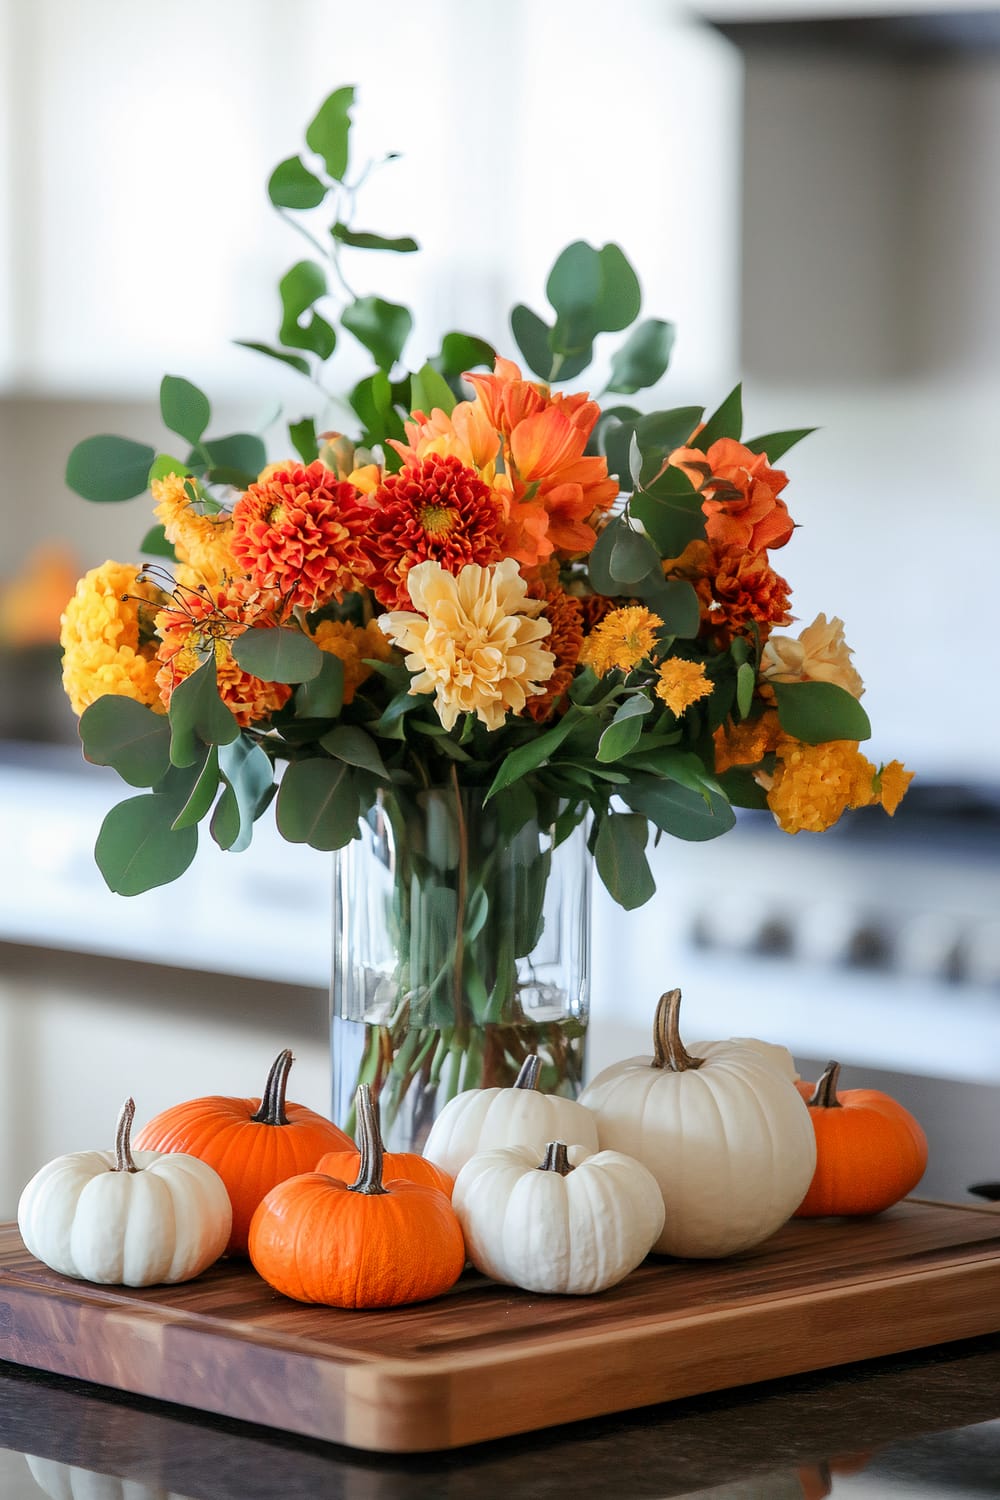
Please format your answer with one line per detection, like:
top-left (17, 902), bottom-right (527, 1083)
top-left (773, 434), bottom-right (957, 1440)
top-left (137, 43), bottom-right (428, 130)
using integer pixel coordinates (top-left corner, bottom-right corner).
top-left (761, 612), bottom-right (864, 698)
top-left (378, 558), bottom-right (555, 731)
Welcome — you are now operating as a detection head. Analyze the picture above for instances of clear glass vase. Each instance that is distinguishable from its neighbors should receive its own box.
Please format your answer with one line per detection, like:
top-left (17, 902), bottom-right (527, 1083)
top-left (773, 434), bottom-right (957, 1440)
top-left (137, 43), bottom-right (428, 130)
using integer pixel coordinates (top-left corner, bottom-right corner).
top-left (331, 784), bottom-right (590, 1152)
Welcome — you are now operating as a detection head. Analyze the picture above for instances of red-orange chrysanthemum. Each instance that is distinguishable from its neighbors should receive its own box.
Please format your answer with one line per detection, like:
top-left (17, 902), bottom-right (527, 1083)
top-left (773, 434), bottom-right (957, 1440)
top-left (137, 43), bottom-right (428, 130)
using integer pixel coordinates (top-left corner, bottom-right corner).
top-left (154, 581), bottom-right (292, 728)
top-left (709, 545), bottom-right (792, 643)
top-left (362, 453), bottom-right (506, 609)
top-left (525, 584), bottom-right (584, 721)
top-left (231, 461), bottom-right (372, 611)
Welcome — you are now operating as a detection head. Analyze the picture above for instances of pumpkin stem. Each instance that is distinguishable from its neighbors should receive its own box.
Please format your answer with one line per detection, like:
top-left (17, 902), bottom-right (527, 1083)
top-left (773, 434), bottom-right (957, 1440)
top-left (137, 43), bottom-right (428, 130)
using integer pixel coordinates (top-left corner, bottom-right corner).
top-left (349, 1084), bottom-right (389, 1196)
top-left (538, 1141), bottom-right (574, 1176)
top-left (250, 1049), bottom-right (293, 1126)
top-left (114, 1097), bottom-right (139, 1174)
top-left (651, 989), bottom-right (703, 1072)
top-left (808, 1061), bottom-right (843, 1109)
top-left (514, 1056), bottom-right (541, 1091)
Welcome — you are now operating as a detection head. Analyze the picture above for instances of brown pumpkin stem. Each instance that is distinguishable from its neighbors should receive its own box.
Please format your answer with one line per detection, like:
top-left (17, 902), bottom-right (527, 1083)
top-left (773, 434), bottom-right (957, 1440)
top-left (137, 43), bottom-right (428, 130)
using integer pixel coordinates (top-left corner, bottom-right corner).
top-left (250, 1049), bottom-right (293, 1126)
top-left (651, 989), bottom-right (703, 1072)
top-left (514, 1055), bottom-right (541, 1091)
top-left (349, 1084), bottom-right (389, 1196)
top-left (114, 1098), bottom-right (139, 1174)
top-left (808, 1061), bottom-right (843, 1109)
top-left (538, 1141), bottom-right (574, 1176)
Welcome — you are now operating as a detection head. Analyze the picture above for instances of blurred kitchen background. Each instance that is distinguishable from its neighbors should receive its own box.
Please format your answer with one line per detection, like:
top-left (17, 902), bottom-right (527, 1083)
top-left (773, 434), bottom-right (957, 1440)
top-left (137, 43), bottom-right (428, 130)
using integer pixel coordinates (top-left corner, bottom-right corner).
top-left (2, 0), bottom-right (999, 1217)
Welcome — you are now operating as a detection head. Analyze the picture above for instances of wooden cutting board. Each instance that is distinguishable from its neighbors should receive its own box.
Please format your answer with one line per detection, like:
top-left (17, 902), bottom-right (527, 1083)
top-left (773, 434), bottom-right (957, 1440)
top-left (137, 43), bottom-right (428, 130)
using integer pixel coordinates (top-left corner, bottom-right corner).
top-left (2, 1200), bottom-right (1000, 1453)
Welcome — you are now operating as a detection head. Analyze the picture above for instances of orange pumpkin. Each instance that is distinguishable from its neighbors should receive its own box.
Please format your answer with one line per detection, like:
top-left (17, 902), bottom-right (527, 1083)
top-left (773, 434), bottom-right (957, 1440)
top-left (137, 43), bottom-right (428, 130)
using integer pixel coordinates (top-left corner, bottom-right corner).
top-left (249, 1084), bottom-right (466, 1308)
top-left (315, 1143), bottom-right (454, 1198)
top-left (794, 1060), bottom-right (928, 1218)
top-left (134, 1049), bottom-right (351, 1255)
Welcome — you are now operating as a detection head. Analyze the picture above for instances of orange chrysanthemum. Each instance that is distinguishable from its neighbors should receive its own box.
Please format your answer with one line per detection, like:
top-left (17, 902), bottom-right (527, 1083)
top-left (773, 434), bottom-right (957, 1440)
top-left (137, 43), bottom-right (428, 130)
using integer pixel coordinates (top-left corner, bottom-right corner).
top-left (579, 606), bottom-right (663, 676)
top-left (655, 658), bottom-right (713, 717)
top-left (525, 584), bottom-right (584, 722)
top-left (60, 561), bottom-right (166, 716)
top-left (669, 438), bottom-right (793, 554)
top-left (310, 618), bottom-right (394, 705)
top-left (231, 461), bottom-right (372, 611)
top-left (709, 544), bottom-right (792, 642)
top-left (154, 581), bottom-right (291, 728)
top-left (362, 453), bottom-right (506, 609)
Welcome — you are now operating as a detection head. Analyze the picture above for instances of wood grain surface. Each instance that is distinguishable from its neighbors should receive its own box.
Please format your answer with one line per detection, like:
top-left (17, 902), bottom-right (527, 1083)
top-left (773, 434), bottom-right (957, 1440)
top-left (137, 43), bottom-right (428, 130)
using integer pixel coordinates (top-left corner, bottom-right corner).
top-left (2, 1200), bottom-right (999, 1453)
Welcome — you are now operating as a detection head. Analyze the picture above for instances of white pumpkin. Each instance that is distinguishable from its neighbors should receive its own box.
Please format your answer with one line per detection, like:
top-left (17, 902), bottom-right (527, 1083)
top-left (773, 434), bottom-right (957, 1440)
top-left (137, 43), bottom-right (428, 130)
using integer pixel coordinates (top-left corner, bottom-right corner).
top-left (17, 1098), bottom-right (232, 1287)
top-left (454, 1139), bottom-right (665, 1294)
top-left (579, 990), bottom-right (816, 1259)
top-left (423, 1055), bottom-right (599, 1179)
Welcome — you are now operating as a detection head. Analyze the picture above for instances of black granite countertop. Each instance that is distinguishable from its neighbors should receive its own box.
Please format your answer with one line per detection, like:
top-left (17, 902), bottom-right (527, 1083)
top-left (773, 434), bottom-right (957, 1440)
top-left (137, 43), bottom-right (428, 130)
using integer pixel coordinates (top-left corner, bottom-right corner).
top-left (3, 1335), bottom-right (1000, 1499)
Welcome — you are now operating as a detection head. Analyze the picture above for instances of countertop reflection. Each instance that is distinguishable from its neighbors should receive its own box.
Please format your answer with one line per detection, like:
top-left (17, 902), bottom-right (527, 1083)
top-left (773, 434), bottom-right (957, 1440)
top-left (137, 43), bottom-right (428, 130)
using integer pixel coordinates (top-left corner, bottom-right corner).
top-left (3, 1336), bottom-right (1000, 1499)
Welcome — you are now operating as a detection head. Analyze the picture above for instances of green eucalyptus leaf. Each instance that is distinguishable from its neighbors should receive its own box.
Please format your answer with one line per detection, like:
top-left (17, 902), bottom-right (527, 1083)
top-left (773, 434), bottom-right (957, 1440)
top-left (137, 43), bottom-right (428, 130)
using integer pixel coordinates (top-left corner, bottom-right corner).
top-left (547, 241), bottom-right (603, 351)
top-left (597, 696), bottom-right (653, 763)
top-left (593, 243), bottom-right (642, 332)
top-left (201, 433), bottom-right (267, 479)
top-left (736, 661), bottom-right (756, 719)
top-left (160, 376), bottom-right (210, 446)
top-left (341, 295), bottom-right (412, 371)
top-left (139, 525), bottom-right (177, 560)
top-left (632, 577), bottom-right (700, 638)
top-left (485, 712), bottom-right (581, 800)
top-left (587, 517), bottom-right (626, 596)
top-left (331, 222), bottom-right (417, 252)
top-left (435, 331), bottom-right (496, 377)
top-left (606, 319), bottom-right (675, 395)
top-left (319, 724), bottom-right (388, 778)
top-left (268, 155), bottom-right (327, 209)
top-left (696, 383), bottom-right (743, 448)
top-left (276, 757), bottom-right (360, 850)
top-left (636, 407), bottom-right (703, 455)
top-left (305, 85), bottom-right (355, 182)
top-left (622, 774), bottom-right (735, 842)
top-left (610, 526), bottom-right (660, 586)
top-left (279, 261), bottom-right (336, 360)
top-left (510, 304), bottom-right (553, 380)
top-left (773, 681), bottom-right (872, 744)
top-left (717, 766), bottom-right (771, 810)
top-left (288, 417), bottom-right (318, 464)
top-left (295, 653), bottom-right (344, 718)
top-left (410, 361), bottom-right (456, 417)
top-left (349, 371), bottom-right (406, 447)
top-left (234, 341), bottom-right (310, 377)
top-left (66, 435), bottom-right (156, 503)
top-left (80, 696), bottom-right (172, 788)
top-left (95, 793), bottom-right (198, 895)
top-left (631, 478), bottom-right (706, 558)
top-left (595, 812), bottom-right (655, 910)
top-left (171, 745), bottom-right (220, 830)
top-left (231, 627), bottom-right (323, 684)
top-left (744, 427), bottom-right (817, 461)
top-left (148, 453), bottom-right (191, 484)
top-left (212, 735), bottom-right (275, 852)
top-left (167, 657), bottom-right (240, 767)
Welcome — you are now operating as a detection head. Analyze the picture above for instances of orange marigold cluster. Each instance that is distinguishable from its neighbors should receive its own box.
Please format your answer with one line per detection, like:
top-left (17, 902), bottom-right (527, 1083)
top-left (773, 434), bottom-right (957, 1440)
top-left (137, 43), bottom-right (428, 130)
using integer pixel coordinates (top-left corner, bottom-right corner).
top-left (310, 618), bottom-right (394, 705)
top-left (231, 461), bottom-right (372, 611)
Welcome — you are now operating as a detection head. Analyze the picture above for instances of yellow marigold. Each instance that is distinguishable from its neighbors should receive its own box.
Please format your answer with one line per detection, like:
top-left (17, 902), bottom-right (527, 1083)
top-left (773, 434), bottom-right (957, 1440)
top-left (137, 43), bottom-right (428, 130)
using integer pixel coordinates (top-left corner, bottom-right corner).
top-left (579, 606), bottom-right (663, 676)
top-left (310, 618), bottom-right (393, 705)
top-left (60, 561), bottom-right (165, 716)
top-left (761, 613), bottom-right (864, 698)
top-left (655, 658), bottom-right (713, 716)
top-left (875, 759), bottom-right (914, 816)
top-left (378, 558), bottom-right (554, 731)
top-left (764, 739), bottom-right (877, 834)
top-left (152, 473), bottom-right (237, 580)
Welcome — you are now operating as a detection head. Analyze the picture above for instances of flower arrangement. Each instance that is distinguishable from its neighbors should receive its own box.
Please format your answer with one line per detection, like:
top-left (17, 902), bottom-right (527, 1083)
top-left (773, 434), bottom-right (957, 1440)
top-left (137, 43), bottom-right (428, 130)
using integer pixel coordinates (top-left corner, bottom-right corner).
top-left (60, 87), bottom-right (911, 1135)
